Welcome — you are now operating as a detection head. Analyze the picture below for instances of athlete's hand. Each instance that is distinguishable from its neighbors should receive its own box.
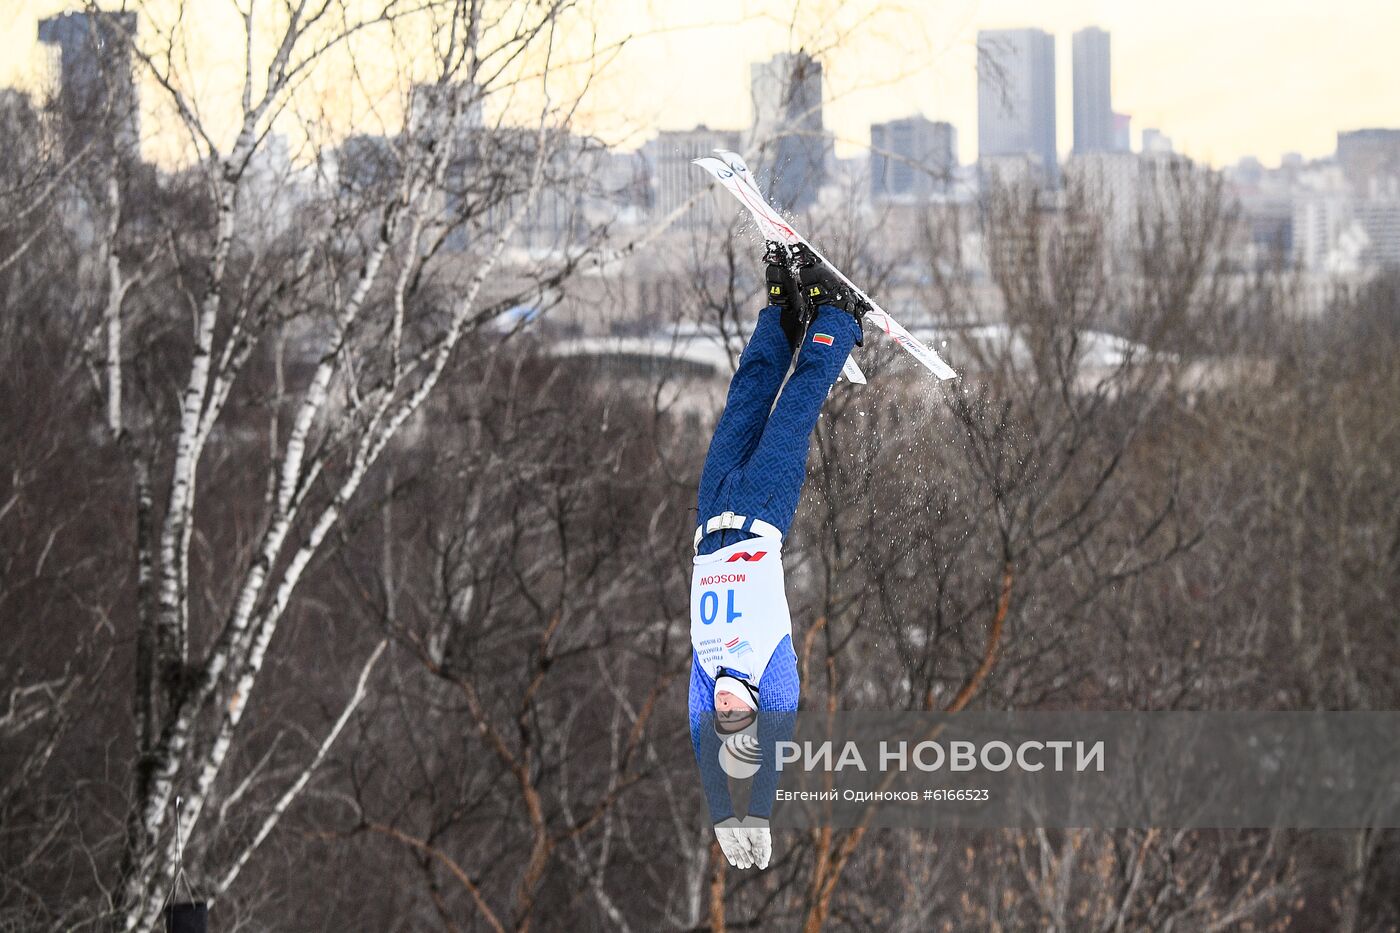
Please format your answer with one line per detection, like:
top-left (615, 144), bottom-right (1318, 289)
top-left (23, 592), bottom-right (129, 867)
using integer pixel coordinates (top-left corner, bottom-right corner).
top-left (714, 818), bottom-right (752, 869)
top-left (740, 818), bottom-right (771, 869)
top-left (714, 817), bottom-right (771, 869)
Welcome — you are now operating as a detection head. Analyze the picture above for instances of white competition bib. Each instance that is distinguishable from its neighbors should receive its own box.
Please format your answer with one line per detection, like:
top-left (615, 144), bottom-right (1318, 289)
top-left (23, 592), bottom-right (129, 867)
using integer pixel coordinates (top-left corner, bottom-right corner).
top-left (689, 538), bottom-right (792, 686)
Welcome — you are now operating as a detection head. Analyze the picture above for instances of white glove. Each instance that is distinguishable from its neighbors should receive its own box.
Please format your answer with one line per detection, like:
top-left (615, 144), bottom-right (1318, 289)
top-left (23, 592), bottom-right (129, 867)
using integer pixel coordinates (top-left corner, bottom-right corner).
top-left (714, 818), bottom-right (752, 868)
top-left (714, 817), bottom-right (771, 870)
top-left (739, 818), bottom-right (771, 869)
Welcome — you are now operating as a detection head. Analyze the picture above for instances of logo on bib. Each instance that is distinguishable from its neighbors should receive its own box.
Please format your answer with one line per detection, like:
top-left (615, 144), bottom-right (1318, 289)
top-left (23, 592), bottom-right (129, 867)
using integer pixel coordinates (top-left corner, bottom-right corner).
top-left (726, 551), bottom-right (767, 562)
top-left (725, 636), bottom-right (756, 668)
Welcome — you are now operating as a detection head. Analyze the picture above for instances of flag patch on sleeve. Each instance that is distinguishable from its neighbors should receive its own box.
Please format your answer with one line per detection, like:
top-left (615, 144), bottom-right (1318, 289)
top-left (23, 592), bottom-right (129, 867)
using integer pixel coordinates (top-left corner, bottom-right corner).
top-left (811, 332), bottom-right (834, 346)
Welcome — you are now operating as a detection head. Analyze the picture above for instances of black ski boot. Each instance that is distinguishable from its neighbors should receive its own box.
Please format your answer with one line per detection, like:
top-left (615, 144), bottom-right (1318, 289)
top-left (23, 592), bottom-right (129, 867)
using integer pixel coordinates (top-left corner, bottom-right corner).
top-left (791, 244), bottom-right (867, 346)
top-left (763, 241), bottom-right (806, 350)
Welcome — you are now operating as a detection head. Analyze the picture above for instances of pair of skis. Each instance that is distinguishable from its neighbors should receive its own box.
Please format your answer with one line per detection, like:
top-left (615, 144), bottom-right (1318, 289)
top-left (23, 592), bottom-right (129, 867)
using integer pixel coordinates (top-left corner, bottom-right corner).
top-left (692, 150), bottom-right (958, 384)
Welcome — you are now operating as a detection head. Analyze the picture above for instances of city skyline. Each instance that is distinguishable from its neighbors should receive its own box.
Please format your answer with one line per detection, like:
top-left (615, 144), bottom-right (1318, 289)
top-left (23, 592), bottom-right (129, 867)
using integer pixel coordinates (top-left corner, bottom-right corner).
top-left (2, 1), bottom-right (1399, 168)
top-left (571, 0), bottom-right (1400, 169)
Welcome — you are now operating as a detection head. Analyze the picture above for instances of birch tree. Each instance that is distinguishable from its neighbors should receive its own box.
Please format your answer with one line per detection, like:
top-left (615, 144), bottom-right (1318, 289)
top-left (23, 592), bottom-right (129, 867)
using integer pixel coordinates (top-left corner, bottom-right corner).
top-left (30, 0), bottom-right (619, 927)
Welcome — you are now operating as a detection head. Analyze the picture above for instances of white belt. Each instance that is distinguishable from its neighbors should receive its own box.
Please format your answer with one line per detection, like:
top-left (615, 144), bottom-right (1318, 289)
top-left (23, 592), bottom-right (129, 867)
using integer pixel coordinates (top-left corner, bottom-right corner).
top-left (693, 511), bottom-right (783, 552)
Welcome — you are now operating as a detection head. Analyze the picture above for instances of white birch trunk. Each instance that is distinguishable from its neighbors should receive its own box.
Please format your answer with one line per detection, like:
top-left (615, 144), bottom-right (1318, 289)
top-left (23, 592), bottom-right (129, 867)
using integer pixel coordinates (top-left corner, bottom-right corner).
top-left (110, 3), bottom-right (584, 925)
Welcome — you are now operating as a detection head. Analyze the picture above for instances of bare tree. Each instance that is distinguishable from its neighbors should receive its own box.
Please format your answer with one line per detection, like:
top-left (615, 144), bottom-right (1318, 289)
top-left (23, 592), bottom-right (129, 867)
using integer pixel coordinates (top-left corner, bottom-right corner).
top-left (0, 0), bottom-right (628, 927)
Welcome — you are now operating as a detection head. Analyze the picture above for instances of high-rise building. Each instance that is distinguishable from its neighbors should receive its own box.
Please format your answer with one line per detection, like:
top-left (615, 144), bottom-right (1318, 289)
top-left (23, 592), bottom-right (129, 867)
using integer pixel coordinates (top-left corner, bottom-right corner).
top-left (749, 52), bottom-right (827, 210)
top-left (1072, 28), bottom-right (1113, 153)
top-left (1336, 128), bottom-right (1400, 198)
top-left (1141, 128), bottom-right (1174, 155)
top-left (408, 81), bottom-right (485, 137)
top-left (1112, 112), bottom-right (1132, 152)
top-left (37, 10), bottom-right (139, 157)
top-left (1232, 156), bottom-right (1266, 188)
top-left (870, 116), bottom-right (957, 201)
top-left (1293, 172), bottom-right (1361, 274)
top-left (1355, 199), bottom-right (1400, 267)
top-left (641, 125), bottom-right (743, 226)
top-left (977, 29), bottom-right (1057, 185)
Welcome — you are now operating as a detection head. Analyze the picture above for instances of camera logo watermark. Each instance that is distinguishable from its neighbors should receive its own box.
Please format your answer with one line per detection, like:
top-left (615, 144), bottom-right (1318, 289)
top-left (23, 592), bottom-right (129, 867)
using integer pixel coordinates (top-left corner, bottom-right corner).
top-left (719, 732), bottom-right (762, 778)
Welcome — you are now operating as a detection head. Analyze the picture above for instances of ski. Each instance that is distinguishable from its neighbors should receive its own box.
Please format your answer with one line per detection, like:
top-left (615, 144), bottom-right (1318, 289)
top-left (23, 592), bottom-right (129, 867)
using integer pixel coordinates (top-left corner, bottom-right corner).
top-left (695, 151), bottom-right (958, 382)
top-left (703, 152), bottom-right (866, 385)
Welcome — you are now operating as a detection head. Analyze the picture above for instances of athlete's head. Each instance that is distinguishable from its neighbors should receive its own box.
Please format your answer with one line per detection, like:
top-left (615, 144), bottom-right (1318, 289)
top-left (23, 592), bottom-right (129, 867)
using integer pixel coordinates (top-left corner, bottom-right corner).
top-left (714, 671), bottom-right (758, 735)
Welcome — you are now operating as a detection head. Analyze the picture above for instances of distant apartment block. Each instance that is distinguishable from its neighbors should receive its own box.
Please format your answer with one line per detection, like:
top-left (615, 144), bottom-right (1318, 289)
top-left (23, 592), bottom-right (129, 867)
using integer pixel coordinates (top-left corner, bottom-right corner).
top-left (978, 28), bottom-right (1057, 186)
top-left (408, 81), bottom-right (486, 137)
top-left (1141, 128), bottom-right (1174, 155)
top-left (1294, 195), bottom-right (1357, 273)
top-left (38, 10), bottom-right (139, 156)
top-left (1064, 150), bottom-right (1142, 264)
top-left (870, 116), bottom-right (957, 201)
top-left (1354, 198), bottom-right (1400, 267)
top-left (1112, 112), bottom-right (1132, 152)
top-left (641, 125), bottom-right (742, 227)
top-left (1336, 128), bottom-right (1400, 198)
top-left (1072, 28), bottom-right (1114, 153)
top-left (1066, 151), bottom-right (1139, 210)
top-left (1241, 196), bottom-right (1295, 262)
top-left (750, 52), bottom-right (828, 210)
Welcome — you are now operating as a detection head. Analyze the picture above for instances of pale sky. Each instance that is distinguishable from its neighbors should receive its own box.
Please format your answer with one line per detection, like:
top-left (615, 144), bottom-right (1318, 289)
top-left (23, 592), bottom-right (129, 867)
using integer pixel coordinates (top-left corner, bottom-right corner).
top-left (3, 0), bottom-right (1398, 168)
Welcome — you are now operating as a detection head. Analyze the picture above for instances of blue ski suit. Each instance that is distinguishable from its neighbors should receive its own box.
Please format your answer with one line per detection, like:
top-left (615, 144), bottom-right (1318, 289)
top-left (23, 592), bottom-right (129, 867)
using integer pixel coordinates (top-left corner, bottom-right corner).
top-left (689, 303), bottom-right (860, 823)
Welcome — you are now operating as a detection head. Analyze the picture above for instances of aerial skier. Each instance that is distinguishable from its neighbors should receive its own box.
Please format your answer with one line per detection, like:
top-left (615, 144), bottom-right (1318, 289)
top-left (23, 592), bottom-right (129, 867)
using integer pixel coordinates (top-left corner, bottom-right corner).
top-left (688, 241), bottom-right (865, 871)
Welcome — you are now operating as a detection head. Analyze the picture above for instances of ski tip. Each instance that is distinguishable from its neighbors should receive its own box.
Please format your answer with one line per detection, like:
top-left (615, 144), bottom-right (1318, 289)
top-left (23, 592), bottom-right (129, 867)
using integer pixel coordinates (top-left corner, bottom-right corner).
top-left (713, 149), bottom-right (751, 174)
top-left (691, 157), bottom-right (727, 178)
